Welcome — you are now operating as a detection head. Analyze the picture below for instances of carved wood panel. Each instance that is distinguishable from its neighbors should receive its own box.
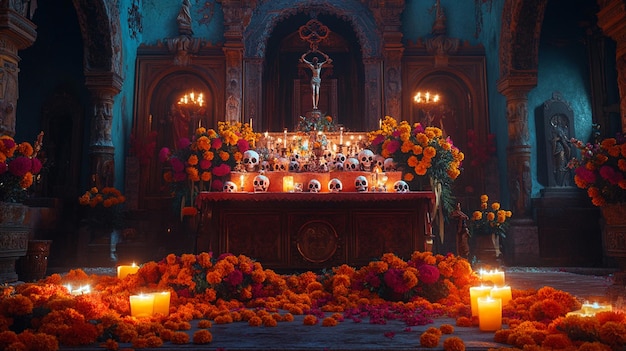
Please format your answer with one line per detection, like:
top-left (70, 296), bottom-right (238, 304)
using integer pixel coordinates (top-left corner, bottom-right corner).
top-left (222, 212), bottom-right (286, 267)
top-left (351, 211), bottom-right (417, 264)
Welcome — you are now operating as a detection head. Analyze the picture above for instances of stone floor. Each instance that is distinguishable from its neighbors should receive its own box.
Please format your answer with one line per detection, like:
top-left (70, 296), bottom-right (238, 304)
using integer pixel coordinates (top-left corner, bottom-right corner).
top-left (52, 266), bottom-right (623, 351)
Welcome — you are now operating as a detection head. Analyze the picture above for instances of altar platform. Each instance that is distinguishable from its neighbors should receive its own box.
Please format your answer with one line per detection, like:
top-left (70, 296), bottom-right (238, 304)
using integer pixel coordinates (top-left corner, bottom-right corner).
top-left (54, 266), bottom-right (620, 351)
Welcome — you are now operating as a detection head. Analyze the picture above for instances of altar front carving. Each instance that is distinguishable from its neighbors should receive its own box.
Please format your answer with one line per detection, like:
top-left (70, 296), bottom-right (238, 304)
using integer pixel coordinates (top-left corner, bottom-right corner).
top-left (196, 192), bottom-right (435, 270)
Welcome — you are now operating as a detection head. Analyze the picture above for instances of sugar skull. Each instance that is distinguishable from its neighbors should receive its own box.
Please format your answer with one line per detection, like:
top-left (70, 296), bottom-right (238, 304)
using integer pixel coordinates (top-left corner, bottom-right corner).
top-left (253, 174), bottom-right (270, 192)
top-left (328, 178), bottom-right (343, 192)
top-left (223, 181), bottom-right (238, 192)
top-left (355, 176), bottom-right (369, 192)
top-left (393, 180), bottom-right (410, 193)
top-left (308, 179), bottom-right (321, 193)
top-left (242, 150), bottom-right (260, 172)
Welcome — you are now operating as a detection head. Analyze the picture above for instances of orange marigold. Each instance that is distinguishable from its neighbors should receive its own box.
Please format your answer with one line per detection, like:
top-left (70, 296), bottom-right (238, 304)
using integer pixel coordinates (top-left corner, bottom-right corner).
top-left (248, 316), bottom-right (263, 326)
top-left (192, 329), bottom-right (213, 344)
top-left (420, 330), bottom-right (440, 348)
top-left (303, 315), bottom-right (318, 325)
top-left (442, 336), bottom-right (465, 351)
top-left (322, 317), bottom-right (338, 327)
top-left (439, 324), bottom-right (454, 334)
top-left (541, 334), bottom-right (572, 349)
top-left (170, 331), bottom-right (190, 344)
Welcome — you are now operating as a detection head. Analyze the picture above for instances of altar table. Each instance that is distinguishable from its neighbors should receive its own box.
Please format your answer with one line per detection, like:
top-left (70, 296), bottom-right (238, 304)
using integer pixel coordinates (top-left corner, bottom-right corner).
top-left (196, 191), bottom-right (436, 270)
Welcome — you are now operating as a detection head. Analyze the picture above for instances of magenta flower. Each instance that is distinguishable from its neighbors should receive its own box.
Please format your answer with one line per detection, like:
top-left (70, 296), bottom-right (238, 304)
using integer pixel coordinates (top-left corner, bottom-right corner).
top-left (225, 269), bottom-right (244, 287)
top-left (371, 134), bottom-right (385, 146)
top-left (599, 165), bottom-right (623, 184)
top-left (212, 163), bottom-right (231, 177)
top-left (8, 156), bottom-right (31, 177)
top-left (173, 171), bottom-right (187, 182)
top-left (575, 166), bottom-right (596, 183)
top-left (418, 264), bottom-right (440, 285)
top-left (177, 137), bottom-right (191, 149)
top-left (237, 139), bottom-right (250, 153)
top-left (211, 179), bottom-right (223, 191)
top-left (385, 140), bottom-right (401, 154)
top-left (158, 147), bottom-right (170, 163)
top-left (31, 157), bottom-right (43, 174)
top-left (199, 159), bottom-right (212, 170)
top-left (211, 138), bottom-right (223, 150)
top-left (170, 157), bottom-right (185, 172)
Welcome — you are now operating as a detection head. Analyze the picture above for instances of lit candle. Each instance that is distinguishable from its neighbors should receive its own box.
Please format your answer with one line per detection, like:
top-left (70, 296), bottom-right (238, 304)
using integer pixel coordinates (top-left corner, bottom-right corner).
top-left (117, 263), bottom-right (139, 279)
top-left (283, 176), bottom-right (294, 192)
top-left (469, 285), bottom-right (492, 317)
top-left (240, 174), bottom-right (245, 191)
top-left (65, 284), bottom-right (91, 296)
top-left (490, 286), bottom-right (512, 307)
top-left (283, 129), bottom-right (288, 148)
top-left (130, 294), bottom-right (155, 318)
top-left (339, 127), bottom-right (344, 145)
top-left (379, 119), bottom-right (382, 129)
top-left (480, 269), bottom-right (505, 286)
top-left (477, 296), bottom-right (502, 331)
top-left (581, 301), bottom-right (613, 315)
top-left (151, 291), bottom-right (171, 316)
top-left (250, 118), bottom-right (253, 130)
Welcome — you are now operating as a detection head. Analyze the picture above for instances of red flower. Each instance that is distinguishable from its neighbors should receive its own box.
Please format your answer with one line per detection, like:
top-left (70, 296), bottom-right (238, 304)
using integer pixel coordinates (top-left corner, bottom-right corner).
top-left (225, 269), bottom-right (244, 287)
top-left (212, 163), bottom-right (231, 177)
top-left (8, 156), bottom-right (32, 177)
top-left (237, 139), bottom-right (250, 153)
top-left (211, 138), bottom-right (223, 150)
top-left (418, 264), bottom-right (440, 285)
top-left (31, 157), bottom-right (42, 174)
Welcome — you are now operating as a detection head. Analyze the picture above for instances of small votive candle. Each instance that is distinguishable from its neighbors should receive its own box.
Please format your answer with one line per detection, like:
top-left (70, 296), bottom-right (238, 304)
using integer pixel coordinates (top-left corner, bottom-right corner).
top-left (117, 263), bottom-right (139, 279)
top-left (470, 285), bottom-right (493, 317)
top-left (151, 291), bottom-right (171, 316)
top-left (65, 284), bottom-right (91, 296)
top-left (480, 269), bottom-right (505, 286)
top-left (490, 286), bottom-right (512, 307)
top-left (130, 294), bottom-right (155, 318)
top-left (283, 176), bottom-right (294, 192)
top-left (581, 302), bottom-right (612, 315)
top-left (477, 296), bottom-right (502, 331)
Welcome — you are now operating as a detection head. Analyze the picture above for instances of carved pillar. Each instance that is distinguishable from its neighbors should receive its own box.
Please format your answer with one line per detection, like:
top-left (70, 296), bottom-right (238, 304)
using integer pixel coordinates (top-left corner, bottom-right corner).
top-left (597, 0), bottom-right (626, 132)
top-left (243, 57), bottom-right (262, 125)
top-left (378, 2), bottom-right (405, 119)
top-left (497, 72), bottom-right (537, 218)
top-left (220, 0), bottom-right (252, 124)
top-left (363, 58), bottom-right (383, 130)
top-left (84, 71), bottom-right (123, 189)
top-left (0, 6), bottom-right (36, 136)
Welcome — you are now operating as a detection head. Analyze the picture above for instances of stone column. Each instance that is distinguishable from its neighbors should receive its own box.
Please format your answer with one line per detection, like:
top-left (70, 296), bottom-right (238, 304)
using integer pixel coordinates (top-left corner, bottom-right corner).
top-left (243, 57), bottom-right (262, 125)
top-left (84, 71), bottom-right (123, 189)
top-left (363, 58), bottom-right (383, 130)
top-left (0, 6), bottom-right (36, 136)
top-left (497, 72), bottom-right (540, 266)
top-left (597, 0), bottom-right (626, 132)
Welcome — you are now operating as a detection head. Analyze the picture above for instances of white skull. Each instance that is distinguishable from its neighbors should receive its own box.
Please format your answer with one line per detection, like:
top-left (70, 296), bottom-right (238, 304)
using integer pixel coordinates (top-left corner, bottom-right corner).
top-left (344, 157), bottom-right (359, 171)
top-left (290, 153), bottom-right (301, 164)
top-left (275, 157), bottom-right (289, 171)
top-left (253, 174), bottom-right (270, 192)
top-left (373, 155), bottom-right (385, 171)
top-left (334, 153), bottom-right (346, 164)
top-left (260, 160), bottom-right (272, 172)
top-left (332, 161), bottom-right (344, 171)
top-left (384, 158), bottom-right (397, 172)
top-left (289, 160), bottom-right (301, 172)
top-left (328, 178), bottom-right (343, 192)
top-left (223, 181), bottom-right (238, 192)
top-left (323, 150), bottom-right (334, 163)
top-left (357, 149), bottom-right (375, 171)
top-left (308, 179), bottom-right (321, 193)
top-left (355, 176), bottom-right (369, 192)
top-left (393, 180), bottom-right (410, 193)
top-left (318, 162), bottom-right (329, 172)
top-left (242, 150), bottom-right (260, 171)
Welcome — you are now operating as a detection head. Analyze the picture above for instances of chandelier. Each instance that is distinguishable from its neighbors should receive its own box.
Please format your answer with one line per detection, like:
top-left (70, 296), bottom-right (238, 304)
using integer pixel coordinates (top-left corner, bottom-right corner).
top-left (178, 91), bottom-right (204, 108)
top-left (413, 91), bottom-right (440, 105)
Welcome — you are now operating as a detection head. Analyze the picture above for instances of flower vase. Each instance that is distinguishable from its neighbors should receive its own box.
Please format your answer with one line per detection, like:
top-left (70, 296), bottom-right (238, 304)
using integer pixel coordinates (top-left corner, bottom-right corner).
top-left (0, 202), bottom-right (30, 283)
top-left (17, 240), bottom-right (52, 282)
top-left (599, 203), bottom-right (626, 272)
top-left (470, 231), bottom-right (502, 266)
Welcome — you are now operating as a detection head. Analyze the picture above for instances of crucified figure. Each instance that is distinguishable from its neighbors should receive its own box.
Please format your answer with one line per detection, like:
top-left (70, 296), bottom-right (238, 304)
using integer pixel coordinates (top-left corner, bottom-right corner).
top-left (300, 50), bottom-right (332, 110)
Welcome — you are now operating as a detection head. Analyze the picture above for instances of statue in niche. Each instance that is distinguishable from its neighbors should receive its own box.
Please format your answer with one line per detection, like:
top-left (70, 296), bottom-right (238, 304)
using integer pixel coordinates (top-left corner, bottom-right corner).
top-left (177, 0), bottom-right (193, 36)
top-left (550, 114), bottom-right (572, 186)
top-left (300, 50), bottom-right (332, 111)
top-left (170, 103), bottom-right (191, 148)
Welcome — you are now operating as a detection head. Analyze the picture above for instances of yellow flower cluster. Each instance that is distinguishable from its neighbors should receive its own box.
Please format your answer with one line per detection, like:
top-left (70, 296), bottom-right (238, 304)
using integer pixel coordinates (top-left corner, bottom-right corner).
top-left (78, 186), bottom-right (126, 208)
top-left (470, 194), bottom-right (512, 237)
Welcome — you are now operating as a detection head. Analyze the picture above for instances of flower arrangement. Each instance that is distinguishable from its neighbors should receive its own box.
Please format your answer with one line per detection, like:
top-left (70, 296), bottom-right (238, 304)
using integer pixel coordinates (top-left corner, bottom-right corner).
top-left (0, 133), bottom-right (44, 203)
top-left (469, 194), bottom-right (512, 239)
top-left (78, 186), bottom-right (126, 231)
top-left (159, 122), bottom-right (259, 211)
top-left (367, 116), bottom-right (464, 212)
top-left (296, 113), bottom-right (338, 133)
top-left (1, 250), bottom-right (624, 350)
top-left (568, 134), bottom-right (626, 206)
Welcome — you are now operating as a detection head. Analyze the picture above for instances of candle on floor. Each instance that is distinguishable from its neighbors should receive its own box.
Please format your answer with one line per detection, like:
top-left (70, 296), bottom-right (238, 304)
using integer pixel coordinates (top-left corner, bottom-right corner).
top-left (490, 285), bottom-right (512, 306)
top-left (581, 301), bottom-right (612, 315)
top-left (478, 296), bottom-right (502, 331)
top-left (480, 269), bottom-right (505, 286)
top-left (117, 262), bottom-right (139, 279)
top-left (282, 176), bottom-right (294, 192)
top-left (469, 285), bottom-right (492, 317)
top-left (65, 284), bottom-right (91, 296)
top-left (151, 291), bottom-right (171, 316)
top-left (130, 293), bottom-right (155, 318)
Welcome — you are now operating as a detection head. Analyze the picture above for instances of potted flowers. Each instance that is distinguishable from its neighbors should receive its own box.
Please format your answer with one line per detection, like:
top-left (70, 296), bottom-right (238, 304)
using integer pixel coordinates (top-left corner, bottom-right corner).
top-left (0, 133), bottom-right (44, 283)
top-left (469, 195), bottom-right (512, 262)
top-left (569, 133), bottom-right (626, 269)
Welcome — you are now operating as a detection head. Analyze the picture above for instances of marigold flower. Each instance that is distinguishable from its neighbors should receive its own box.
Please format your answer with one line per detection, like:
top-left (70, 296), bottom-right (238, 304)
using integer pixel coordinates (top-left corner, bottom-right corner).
top-left (192, 329), bottom-right (212, 344)
top-left (170, 331), bottom-right (190, 344)
top-left (303, 315), bottom-right (318, 325)
top-left (420, 330), bottom-right (440, 347)
top-left (442, 336), bottom-right (465, 351)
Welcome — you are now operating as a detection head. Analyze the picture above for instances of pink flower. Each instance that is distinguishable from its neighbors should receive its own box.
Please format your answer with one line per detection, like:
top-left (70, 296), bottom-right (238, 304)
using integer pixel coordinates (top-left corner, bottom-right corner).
top-left (31, 157), bottom-right (42, 174)
top-left (212, 163), bottom-right (231, 177)
top-left (371, 134), bottom-right (385, 146)
top-left (170, 158), bottom-right (185, 172)
top-left (599, 165), bottom-right (623, 184)
top-left (211, 179), bottom-right (223, 191)
top-left (365, 271), bottom-right (381, 288)
top-left (418, 264), bottom-right (440, 285)
top-left (211, 138), bottom-right (223, 150)
top-left (177, 138), bottom-right (191, 149)
top-left (385, 140), bottom-right (401, 154)
top-left (8, 156), bottom-right (31, 177)
top-left (173, 171), bottom-right (187, 182)
top-left (159, 147), bottom-right (170, 163)
top-left (237, 139), bottom-right (250, 153)
top-left (413, 124), bottom-right (425, 134)
top-left (1, 138), bottom-right (15, 150)
top-left (384, 268), bottom-right (409, 294)
top-left (225, 269), bottom-right (244, 287)
top-left (575, 166), bottom-right (596, 183)
top-left (199, 159), bottom-right (212, 170)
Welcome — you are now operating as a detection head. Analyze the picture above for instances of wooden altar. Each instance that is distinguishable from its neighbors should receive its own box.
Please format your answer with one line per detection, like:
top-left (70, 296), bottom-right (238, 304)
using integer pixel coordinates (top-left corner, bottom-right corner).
top-left (196, 191), bottom-right (435, 271)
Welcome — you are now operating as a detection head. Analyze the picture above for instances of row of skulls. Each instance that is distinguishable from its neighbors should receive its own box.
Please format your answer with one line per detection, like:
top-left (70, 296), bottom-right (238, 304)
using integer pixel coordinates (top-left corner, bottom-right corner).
top-left (223, 175), bottom-right (411, 193)
top-left (242, 149), bottom-right (398, 173)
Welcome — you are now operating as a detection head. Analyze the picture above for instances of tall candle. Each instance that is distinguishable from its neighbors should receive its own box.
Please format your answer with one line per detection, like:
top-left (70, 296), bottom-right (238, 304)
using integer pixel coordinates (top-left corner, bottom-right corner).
top-left (151, 291), bottom-right (171, 316)
top-left (339, 127), bottom-right (344, 145)
top-left (283, 176), bottom-right (294, 192)
top-left (480, 269), bottom-right (505, 286)
top-left (469, 285), bottom-right (492, 317)
top-left (477, 296), bottom-right (502, 331)
top-left (490, 286), bottom-right (512, 306)
top-left (283, 129), bottom-right (288, 148)
top-left (130, 294), bottom-right (155, 318)
top-left (249, 118), bottom-right (253, 130)
top-left (117, 263), bottom-right (139, 279)
top-left (240, 174), bottom-right (245, 191)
